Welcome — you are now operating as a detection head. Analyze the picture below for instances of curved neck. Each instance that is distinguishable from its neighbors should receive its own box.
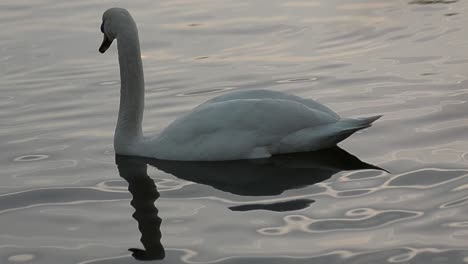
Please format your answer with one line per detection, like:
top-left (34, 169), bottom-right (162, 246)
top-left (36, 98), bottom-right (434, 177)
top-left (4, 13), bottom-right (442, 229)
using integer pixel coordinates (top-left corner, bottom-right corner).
top-left (115, 27), bottom-right (145, 152)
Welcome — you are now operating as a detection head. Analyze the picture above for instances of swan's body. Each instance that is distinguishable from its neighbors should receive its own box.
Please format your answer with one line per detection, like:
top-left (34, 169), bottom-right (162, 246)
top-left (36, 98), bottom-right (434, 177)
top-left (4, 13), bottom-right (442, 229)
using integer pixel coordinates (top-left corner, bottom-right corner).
top-left (99, 8), bottom-right (381, 161)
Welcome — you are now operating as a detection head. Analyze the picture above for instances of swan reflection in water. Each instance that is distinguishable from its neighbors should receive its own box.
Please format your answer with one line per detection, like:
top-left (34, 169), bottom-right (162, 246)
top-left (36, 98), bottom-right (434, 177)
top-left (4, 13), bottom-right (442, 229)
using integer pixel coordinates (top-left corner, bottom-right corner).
top-left (117, 155), bottom-right (165, 261)
top-left (116, 147), bottom-right (385, 261)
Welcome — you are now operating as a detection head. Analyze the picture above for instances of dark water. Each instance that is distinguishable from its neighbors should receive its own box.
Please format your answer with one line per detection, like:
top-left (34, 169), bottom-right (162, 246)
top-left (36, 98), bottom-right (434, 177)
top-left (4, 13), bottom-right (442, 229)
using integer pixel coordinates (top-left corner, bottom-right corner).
top-left (2, 0), bottom-right (468, 263)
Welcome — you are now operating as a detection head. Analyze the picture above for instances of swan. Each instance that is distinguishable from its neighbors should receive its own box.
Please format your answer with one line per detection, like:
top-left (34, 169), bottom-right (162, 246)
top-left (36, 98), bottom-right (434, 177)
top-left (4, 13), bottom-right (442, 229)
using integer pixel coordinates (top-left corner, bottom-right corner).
top-left (99, 8), bottom-right (382, 161)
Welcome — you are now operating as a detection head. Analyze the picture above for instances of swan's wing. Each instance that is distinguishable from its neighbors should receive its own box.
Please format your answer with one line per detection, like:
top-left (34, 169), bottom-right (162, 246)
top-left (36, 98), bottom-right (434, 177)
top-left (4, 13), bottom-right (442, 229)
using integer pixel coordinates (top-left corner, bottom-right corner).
top-left (152, 98), bottom-right (338, 161)
top-left (200, 89), bottom-right (339, 119)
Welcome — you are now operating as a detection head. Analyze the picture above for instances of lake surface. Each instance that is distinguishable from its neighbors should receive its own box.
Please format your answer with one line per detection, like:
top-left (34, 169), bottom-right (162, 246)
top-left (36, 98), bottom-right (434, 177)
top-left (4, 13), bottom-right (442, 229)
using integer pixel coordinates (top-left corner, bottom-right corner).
top-left (2, 0), bottom-right (468, 263)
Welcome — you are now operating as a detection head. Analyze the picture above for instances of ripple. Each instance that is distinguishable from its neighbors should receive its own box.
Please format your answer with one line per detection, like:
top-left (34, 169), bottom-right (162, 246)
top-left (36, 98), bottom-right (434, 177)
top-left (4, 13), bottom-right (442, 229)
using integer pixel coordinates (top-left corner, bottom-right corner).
top-left (416, 118), bottom-right (468, 133)
top-left (286, 215), bottom-right (310, 222)
top-left (259, 210), bottom-right (423, 235)
top-left (388, 251), bottom-right (416, 263)
top-left (409, 0), bottom-right (458, 4)
top-left (445, 221), bottom-right (468, 227)
top-left (276, 77), bottom-right (318, 83)
top-left (0, 55), bottom-right (13, 62)
top-left (13, 154), bottom-right (49, 162)
top-left (8, 254), bottom-right (35, 263)
top-left (382, 56), bottom-right (441, 64)
top-left (258, 214), bottom-right (313, 235)
top-left (309, 210), bottom-right (422, 231)
top-left (98, 81), bottom-right (119, 86)
top-left (95, 180), bottom-right (128, 192)
top-left (440, 196), bottom-right (468, 208)
top-left (345, 208), bottom-right (375, 217)
top-left (259, 227), bottom-right (288, 235)
top-left (153, 178), bottom-right (194, 192)
top-left (336, 190), bottom-right (372, 197)
top-left (36, 145), bottom-right (68, 152)
top-left (387, 169), bottom-right (466, 188)
top-left (343, 170), bottom-right (386, 180)
top-left (0, 95), bottom-right (14, 101)
top-left (0, 187), bottom-right (129, 213)
top-left (444, 59), bottom-right (468, 65)
top-left (176, 87), bottom-right (235, 96)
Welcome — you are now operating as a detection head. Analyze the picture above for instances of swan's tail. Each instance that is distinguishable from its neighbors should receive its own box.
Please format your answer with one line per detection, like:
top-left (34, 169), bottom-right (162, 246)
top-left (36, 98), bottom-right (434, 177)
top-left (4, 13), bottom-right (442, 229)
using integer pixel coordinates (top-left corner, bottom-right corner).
top-left (274, 115), bottom-right (383, 154)
top-left (325, 114), bottom-right (383, 142)
top-left (343, 115), bottom-right (383, 129)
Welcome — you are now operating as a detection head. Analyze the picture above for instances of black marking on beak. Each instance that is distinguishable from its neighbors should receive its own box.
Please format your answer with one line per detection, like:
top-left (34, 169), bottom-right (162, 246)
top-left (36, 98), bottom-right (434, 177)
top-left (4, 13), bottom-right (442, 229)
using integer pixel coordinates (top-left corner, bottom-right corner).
top-left (99, 34), bottom-right (113, 54)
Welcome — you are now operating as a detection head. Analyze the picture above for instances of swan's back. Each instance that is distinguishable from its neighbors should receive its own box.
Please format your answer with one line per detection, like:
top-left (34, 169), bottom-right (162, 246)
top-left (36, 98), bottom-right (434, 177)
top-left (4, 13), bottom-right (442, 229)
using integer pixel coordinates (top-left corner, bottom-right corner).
top-left (201, 89), bottom-right (340, 119)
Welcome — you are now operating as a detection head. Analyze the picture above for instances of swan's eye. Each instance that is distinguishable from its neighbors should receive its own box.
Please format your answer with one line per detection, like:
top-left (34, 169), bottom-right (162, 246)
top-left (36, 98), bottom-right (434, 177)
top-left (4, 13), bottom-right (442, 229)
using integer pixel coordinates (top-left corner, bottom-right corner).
top-left (100, 22), bottom-right (105, 33)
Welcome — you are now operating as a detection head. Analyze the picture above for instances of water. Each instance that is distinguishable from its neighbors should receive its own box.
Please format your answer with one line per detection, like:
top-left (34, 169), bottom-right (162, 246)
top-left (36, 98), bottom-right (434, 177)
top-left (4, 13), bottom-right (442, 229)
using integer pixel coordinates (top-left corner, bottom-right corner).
top-left (1, 0), bottom-right (468, 263)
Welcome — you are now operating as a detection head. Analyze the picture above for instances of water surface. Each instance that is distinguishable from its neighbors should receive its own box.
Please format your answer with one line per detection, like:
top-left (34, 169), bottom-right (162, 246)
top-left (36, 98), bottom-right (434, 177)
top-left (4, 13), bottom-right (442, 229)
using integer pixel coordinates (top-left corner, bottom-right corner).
top-left (2, 0), bottom-right (468, 263)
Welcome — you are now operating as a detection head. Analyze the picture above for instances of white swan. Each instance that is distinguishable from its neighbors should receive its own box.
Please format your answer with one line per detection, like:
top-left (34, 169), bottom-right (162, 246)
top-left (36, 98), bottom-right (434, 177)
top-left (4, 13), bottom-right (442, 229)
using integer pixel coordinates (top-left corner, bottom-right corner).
top-left (99, 8), bottom-right (382, 161)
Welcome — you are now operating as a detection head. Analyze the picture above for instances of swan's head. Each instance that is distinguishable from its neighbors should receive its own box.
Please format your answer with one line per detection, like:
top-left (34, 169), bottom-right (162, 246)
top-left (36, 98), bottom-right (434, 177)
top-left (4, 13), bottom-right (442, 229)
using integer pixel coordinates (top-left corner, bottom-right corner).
top-left (99, 8), bottom-right (137, 53)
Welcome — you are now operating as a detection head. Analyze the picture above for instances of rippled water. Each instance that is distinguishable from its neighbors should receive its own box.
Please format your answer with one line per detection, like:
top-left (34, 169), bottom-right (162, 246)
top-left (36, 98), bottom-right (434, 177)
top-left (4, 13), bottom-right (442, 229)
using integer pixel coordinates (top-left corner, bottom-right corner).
top-left (2, 0), bottom-right (468, 263)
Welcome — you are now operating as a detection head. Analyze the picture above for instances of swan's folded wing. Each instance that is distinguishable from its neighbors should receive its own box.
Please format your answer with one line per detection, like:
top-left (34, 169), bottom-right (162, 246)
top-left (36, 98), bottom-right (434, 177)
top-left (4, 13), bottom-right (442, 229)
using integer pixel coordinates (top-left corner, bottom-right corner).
top-left (152, 98), bottom-right (338, 161)
top-left (200, 89), bottom-right (340, 119)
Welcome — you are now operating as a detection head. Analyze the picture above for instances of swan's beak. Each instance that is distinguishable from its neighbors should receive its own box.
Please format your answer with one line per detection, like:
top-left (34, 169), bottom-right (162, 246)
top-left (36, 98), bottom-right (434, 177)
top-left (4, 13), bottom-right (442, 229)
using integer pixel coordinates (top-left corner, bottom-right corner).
top-left (99, 35), bottom-right (113, 54)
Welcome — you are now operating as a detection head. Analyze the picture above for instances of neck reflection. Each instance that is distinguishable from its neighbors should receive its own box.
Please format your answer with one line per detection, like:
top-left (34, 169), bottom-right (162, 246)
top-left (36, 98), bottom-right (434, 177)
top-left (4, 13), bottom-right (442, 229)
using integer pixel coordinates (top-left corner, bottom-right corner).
top-left (116, 155), bottom-right (165, 261)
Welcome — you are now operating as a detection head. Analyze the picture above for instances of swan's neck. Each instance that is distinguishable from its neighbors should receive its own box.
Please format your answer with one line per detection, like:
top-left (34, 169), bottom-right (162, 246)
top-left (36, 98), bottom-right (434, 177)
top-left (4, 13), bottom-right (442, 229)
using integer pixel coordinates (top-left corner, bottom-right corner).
top-left (115, 27), bottom-right (145, 153)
